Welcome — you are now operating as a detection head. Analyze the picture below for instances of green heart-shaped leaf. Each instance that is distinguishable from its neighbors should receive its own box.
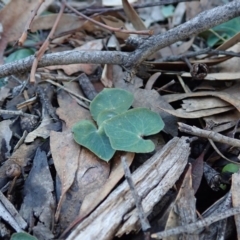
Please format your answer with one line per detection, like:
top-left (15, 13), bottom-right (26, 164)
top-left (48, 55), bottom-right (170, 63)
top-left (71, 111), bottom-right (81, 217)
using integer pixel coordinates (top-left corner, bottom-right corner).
top-left (97, 110), bottom-right (119, 126)
top-left (11, 232), bottom-right (38, 240)
top-left (90, 88), bottom-right (134, 121)
top-left (104, 108), bottom-right (164, 153)
top-left (72, 120), bottom-right (115, 161)
top-left (5, 48), bottom-right (35, 63)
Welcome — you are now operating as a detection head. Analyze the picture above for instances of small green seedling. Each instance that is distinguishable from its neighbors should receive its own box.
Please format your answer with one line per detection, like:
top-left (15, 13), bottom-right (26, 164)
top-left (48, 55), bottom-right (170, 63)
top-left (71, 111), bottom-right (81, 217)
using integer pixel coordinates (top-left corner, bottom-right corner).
top-left (10, 232), bottom-right (38, 240)
top-left (72, 88), bottom-right (165, 161)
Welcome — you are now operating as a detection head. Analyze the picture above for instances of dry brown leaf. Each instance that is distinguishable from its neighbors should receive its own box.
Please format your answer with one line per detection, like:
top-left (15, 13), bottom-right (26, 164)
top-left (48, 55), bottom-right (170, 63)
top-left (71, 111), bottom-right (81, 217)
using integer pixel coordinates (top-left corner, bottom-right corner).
top-left (56, 88), bottom-right (91, 129)
top-left (0, 0), bottom-right (52, 61)
top-left (163, 83), bottom-right (240, 113)
top-left (101, 15), bottom-right (129, 40)
top-left (216, 44), bottom-right (240, 73)
top-left (217, 32), bottom-right (240, 51)
top-left (46, 39), bottom-right (103, 75)
top-left (181, 97), bottom-right (229, 112)
top-left (59, 147), bottom-right (110, 230)
top-left (31, 14), bottom-right (85, 35)
top-left (50, 129), bottom-right (80, 221)
top-left (122, 0), bottom-right (147, 30)
top-left (161, 106), bottom-right (234, 119)
top-left (145, 72), bottom-right (161, 90)
top-left (204, 110), bottom-right (240, 126)
top-left (172, 2), bottom-right (186, 27)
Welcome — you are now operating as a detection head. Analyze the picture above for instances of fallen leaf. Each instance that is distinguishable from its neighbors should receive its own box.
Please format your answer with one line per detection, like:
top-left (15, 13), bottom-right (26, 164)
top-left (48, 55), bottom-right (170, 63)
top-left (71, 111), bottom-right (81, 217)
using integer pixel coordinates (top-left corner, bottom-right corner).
top-left (163, 83), bottom-right (240, 113)
top-left (161, 106), bottom-right (233, 119)
top-left (101, 16), bottom-right (129, 40)
top-left (20, 148), bottom-right (55, 233)
top-left (56, 88), bottom-right (91, 129)
top-left (31, 14), bottom-right (85, 35)
top-left (181, 97), bottom-right (229, 112)
top-left (122, 0), bottom-right (147, 31)
top-left (58, 147), bottom-right (110, 230)
top-left (50, 129), bottom-right (80, 221)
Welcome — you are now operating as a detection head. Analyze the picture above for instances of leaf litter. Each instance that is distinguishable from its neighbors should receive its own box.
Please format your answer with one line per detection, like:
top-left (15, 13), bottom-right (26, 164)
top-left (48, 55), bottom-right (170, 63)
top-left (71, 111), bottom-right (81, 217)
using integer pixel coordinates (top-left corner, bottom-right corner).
top-left (0, 1), bottom-right (240, 240)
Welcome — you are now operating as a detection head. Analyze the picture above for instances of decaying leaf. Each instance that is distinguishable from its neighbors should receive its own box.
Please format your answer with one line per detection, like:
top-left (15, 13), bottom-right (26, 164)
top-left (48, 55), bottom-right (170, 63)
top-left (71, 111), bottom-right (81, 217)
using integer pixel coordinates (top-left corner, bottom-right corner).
top-left (50, 129), bottom-right (80, 221)
top-left (20, 148), bottom-right (55, 239)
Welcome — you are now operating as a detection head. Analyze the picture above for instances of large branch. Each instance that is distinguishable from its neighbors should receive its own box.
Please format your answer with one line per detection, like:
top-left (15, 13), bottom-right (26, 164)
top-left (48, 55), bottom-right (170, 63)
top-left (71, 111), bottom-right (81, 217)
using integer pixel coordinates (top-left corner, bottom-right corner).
top-left (0, 1), bottom-right (240, 78)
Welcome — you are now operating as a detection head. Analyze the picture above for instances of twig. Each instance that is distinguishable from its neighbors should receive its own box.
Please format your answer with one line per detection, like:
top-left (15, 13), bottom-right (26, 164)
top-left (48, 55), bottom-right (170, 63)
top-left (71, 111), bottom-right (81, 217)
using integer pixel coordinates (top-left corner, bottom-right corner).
top-left (63, 0), bottom-right (152, 36)
top-left (151, 207), bottom-right (240, 239)
top-left (0, 109), bottom-right (38, 119)
top-left (125, 1), bottom-right (240, 69)
top-left (18, 0), bottom-right (45, 46)
top-left (121, 155), bottom-right (151, 239)
top-left (178, 122), bottom-right (240, 148)
top-left (45, 79), bottom-right (90, 107)
top-left (37, 86), bottom-right (59, 122)
top-left (82, 0), bottom-right (199, 15)
top-left (161, 48), bottom-right (240, 62)
top-left (0, 1), bottom-right (240, 78)
top-left (30, 1), bottom-right (65, 83)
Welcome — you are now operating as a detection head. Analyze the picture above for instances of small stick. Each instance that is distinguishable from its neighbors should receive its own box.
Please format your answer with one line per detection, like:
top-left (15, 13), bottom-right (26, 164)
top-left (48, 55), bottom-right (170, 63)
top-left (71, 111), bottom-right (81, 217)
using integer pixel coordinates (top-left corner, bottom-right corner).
top-left (82, 0), bottom-right (199, 15)
top-left (151, 207), bottom-right (240, 239)
top-left (45, 79), bottom-right (90, 108)
top-left (178, 122), bottom-right (240, 148)
top-left (30, 1), bottom-right (65, 83)
top-left (0, 109), bottom-right (38, 119)
top-left (64, 0), bottom-right (152, 36)
top-left (121, 155), bottom-right (151, 239)
top-left (156, 80), bottom-right (175, 92)
top-left (161, 48), bottom-right (240, 62)
top-left (18, 0), bottom-right (45, 46)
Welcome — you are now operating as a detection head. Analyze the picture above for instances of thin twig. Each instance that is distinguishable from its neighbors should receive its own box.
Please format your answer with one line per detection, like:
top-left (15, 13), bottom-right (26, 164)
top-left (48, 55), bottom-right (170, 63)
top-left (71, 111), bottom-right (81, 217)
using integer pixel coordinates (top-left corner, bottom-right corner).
top-left (161, 48), bottom-right (240, 62)
top-left (178, 122), bottom-right (240, 148)
top-left (82, 0), bottom-right (199, 15)
top-left (0, 109), bottom-right (38, 119)
top-left (151, 206), bottom-right (240, 239)
top-left (30, 1), bottom-right (65, 83)
top-left (121, 155), bottom-right (151, 238)
top-left (18, 0), bottom-right (45, 46)
top-left (63, 0), bottom-right (152, 36)
top-left (45, 79), bottom-right (90, 108)
top-left (0, 1), bottom-right (240, 78)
